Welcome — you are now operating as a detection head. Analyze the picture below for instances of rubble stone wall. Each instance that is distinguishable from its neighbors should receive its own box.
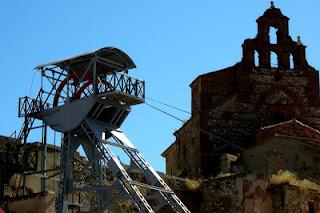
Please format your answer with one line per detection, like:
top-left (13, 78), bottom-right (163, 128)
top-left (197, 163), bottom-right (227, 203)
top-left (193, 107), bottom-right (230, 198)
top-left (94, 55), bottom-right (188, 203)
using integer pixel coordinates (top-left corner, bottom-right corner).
top-left (167, 173), bottom-right (320, 213)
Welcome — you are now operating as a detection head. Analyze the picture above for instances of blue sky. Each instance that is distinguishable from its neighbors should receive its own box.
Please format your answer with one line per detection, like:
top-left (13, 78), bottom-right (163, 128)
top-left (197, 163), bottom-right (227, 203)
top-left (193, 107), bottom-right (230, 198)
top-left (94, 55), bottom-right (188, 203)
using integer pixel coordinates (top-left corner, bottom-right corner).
top-left (1, 1), bottom-right (320, 172)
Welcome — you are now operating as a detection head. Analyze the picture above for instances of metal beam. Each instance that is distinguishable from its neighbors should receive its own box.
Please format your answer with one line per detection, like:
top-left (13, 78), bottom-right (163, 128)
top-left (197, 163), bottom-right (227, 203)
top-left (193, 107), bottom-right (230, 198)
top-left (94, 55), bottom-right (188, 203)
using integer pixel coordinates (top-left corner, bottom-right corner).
top-left (101, 139), bottom-right (137, 151)
top-left (130, 181), bottom-right (173, 194)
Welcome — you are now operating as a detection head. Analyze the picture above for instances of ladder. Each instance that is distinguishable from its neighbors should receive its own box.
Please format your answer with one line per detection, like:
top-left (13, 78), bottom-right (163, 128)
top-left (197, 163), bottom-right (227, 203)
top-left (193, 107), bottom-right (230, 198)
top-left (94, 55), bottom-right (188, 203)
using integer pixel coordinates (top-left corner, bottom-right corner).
top-left (57, 118), bottom-right (190, 213)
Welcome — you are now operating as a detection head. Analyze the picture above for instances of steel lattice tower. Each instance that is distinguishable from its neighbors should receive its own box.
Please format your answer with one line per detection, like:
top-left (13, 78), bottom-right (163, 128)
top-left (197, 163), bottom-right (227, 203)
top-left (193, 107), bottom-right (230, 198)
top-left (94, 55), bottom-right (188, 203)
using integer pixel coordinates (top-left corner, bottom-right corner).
top-left (18, 47), bottom-right (190, 213)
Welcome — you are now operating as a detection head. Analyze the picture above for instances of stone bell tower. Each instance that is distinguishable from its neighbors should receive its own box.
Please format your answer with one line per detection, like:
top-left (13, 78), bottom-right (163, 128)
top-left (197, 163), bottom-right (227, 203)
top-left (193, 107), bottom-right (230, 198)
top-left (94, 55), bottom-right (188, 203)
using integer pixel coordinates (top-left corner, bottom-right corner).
top-left (162, 2), bottom-right (320, 178)
top-left (242, 2), bottom-right (308, 70)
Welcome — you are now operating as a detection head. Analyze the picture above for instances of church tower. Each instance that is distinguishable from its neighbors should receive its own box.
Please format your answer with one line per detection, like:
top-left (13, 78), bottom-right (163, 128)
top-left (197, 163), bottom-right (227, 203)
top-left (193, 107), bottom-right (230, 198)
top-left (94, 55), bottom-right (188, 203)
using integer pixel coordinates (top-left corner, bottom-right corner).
top-left (162, 3), bottom-right (320, 178)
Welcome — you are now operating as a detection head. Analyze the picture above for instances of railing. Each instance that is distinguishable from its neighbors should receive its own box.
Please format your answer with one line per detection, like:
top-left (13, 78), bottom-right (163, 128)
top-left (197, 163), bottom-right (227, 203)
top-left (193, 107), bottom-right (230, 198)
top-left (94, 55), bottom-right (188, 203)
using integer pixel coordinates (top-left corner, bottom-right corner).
top-left (18, 72), bottom-right (144, 119)
top-left (17, 90), bottom-right (50, 142)
top-left (18, 90), bottom-right (51, 118)
top-left (101, 73), bottom-right (145, 100)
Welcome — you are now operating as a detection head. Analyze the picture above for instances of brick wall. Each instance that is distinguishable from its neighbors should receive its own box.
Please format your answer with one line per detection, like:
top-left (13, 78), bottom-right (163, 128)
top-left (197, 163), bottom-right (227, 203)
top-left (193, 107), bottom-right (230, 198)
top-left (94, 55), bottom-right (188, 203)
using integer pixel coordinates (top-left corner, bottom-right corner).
top-left (163, 5), bottom-right (320, 178)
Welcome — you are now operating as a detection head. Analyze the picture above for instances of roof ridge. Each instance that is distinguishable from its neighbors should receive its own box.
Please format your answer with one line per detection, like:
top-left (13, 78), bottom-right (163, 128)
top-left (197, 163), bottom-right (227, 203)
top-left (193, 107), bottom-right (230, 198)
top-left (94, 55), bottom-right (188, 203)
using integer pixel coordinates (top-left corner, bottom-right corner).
top-left (260, 119), bottom-right (295, 130)
top-left (260, 119), bottom-right (320, 135)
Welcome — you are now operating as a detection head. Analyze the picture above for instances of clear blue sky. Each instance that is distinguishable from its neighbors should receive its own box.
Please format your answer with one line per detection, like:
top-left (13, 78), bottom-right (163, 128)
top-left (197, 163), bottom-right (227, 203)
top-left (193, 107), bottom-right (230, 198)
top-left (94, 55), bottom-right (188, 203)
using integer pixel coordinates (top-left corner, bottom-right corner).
top-left (1, 1), bottom-right (320, 172)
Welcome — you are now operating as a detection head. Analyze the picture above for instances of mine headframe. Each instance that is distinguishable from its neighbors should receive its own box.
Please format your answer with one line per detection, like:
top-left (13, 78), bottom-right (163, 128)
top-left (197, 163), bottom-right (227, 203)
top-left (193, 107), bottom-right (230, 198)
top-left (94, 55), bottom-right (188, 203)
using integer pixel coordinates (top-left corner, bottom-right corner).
top-left (18, 47), bottom-right (144, 131)
top-left (7, 47), bottom-right (143, 197)
top-left (17, 47), bottom-right (190, 213)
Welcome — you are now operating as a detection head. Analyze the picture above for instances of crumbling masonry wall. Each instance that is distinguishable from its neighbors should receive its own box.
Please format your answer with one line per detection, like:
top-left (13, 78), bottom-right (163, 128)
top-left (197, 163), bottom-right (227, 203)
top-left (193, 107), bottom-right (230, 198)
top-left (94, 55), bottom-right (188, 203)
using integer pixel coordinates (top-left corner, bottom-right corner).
top-left (166, 173), bottom-right (320, 213)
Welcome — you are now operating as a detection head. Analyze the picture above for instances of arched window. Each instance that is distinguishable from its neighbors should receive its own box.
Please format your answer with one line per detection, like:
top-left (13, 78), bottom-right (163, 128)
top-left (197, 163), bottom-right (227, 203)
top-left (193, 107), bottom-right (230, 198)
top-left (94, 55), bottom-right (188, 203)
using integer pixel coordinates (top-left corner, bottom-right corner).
top-left (254, 50), bottom-right (259, 67)
top-left (269, 27), bottom-right (278, 44)
top-left (289, 54), bottom-right (294, 69)
top-left (270, 52), bottom-right (278, 68)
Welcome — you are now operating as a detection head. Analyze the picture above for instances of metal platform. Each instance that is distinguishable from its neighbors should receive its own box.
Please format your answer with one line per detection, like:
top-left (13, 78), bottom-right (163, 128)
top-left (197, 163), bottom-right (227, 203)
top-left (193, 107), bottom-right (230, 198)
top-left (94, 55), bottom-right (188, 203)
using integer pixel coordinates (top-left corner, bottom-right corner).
top-left (15, 47), bottom-right (190, 212)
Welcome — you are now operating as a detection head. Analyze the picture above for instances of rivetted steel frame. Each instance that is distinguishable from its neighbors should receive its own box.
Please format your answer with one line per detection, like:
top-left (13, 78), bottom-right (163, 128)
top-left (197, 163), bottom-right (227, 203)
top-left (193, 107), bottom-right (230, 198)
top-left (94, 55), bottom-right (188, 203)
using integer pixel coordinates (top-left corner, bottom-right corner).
top-left (16, 49), bottom-right (190, 213)
top-left (47, 55), bottom-right (148, 212)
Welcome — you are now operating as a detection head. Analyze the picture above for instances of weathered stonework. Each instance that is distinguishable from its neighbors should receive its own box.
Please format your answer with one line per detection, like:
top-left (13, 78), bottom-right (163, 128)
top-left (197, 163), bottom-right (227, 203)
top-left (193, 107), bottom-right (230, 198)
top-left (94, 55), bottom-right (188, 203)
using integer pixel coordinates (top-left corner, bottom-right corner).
top-left (165, 172), bottom-right (320, 213)
top-left (243, 119), bottom-right (320, 180)
top-left (162, 4), bottom-right (320, 179)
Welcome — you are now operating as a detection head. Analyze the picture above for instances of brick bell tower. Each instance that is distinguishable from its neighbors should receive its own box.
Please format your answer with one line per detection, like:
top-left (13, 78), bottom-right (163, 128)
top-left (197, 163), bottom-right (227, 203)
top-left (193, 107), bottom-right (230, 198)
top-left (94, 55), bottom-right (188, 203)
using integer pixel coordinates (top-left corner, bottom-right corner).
top-left (242, 1), bottom-right (308, 70)
top-left (162, 2), bottom-right (320, 178)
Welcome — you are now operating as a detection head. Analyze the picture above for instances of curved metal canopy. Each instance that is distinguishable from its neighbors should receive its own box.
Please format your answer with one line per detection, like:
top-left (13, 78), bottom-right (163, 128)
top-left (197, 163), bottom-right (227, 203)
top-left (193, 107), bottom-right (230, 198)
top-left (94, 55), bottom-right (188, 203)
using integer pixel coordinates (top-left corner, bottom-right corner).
top-left (35, 47), bottom-right (136, 73)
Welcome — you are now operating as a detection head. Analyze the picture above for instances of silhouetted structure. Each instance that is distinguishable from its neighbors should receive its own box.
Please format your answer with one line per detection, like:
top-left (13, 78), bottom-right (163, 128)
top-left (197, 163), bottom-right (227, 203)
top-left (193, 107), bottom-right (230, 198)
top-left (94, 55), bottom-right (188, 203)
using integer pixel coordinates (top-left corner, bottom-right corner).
top-left (162, 3), bottom-right (320, 178)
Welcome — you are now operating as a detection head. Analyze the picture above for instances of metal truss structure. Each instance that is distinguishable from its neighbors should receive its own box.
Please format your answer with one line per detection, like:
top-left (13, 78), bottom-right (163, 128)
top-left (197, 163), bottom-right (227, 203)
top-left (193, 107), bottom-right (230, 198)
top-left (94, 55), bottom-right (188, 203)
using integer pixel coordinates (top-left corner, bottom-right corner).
top-left (16, 47), bottom-right (190, 212)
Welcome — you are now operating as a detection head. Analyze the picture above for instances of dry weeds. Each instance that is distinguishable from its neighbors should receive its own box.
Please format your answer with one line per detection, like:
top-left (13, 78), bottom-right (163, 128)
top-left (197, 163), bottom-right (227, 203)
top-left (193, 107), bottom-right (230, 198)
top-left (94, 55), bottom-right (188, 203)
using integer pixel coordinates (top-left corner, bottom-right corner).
top-left (185, 178), bottom-right (201, 192)
top-left (269, 170), bottom-right (296, 185)
top-left (269, 170), bottom-right (320, 191)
